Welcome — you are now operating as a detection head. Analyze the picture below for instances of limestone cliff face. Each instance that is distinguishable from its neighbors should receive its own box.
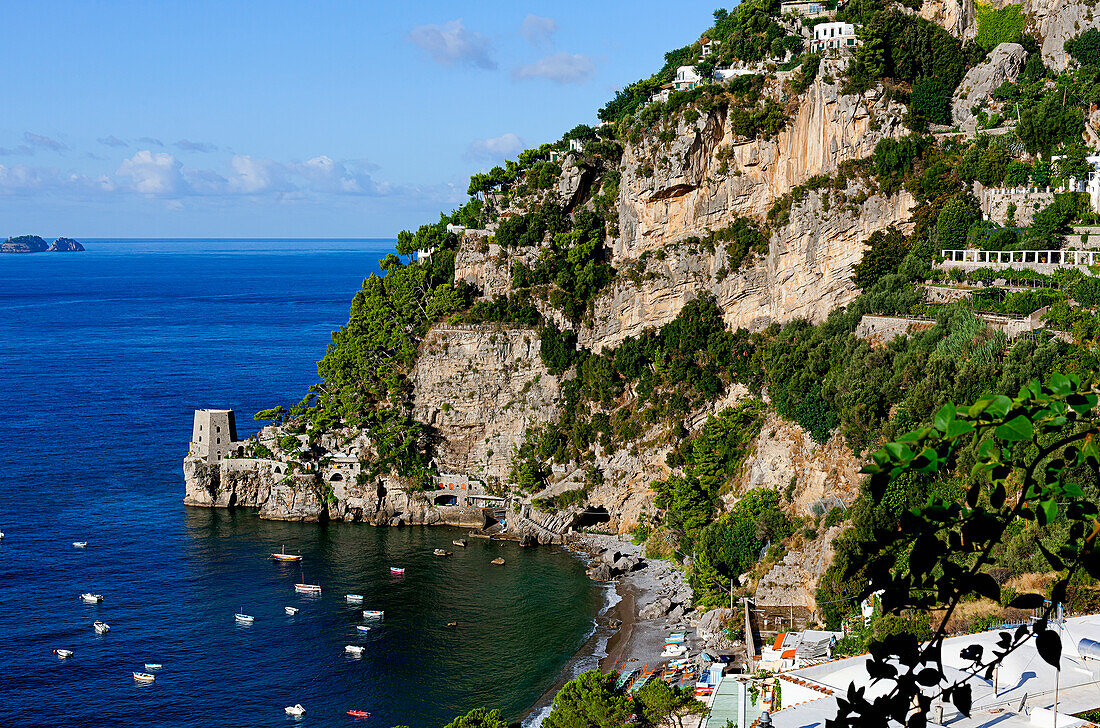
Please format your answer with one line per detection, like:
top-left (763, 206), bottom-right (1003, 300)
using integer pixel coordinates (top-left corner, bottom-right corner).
top-left (1025, 0), bottom-right (1096, 69)
top-left (580, 188), bottom-right (914, 350)
top-left (733, 411), bottom-right (863, 517)
top-left (183, 457), bottom-right (486, 526)
top-left (411, 324), bottom-right (561, 484)
top-left (920, 0), bottom-right (977, 40)
top-left (616, 70), bottom-right (906, 263)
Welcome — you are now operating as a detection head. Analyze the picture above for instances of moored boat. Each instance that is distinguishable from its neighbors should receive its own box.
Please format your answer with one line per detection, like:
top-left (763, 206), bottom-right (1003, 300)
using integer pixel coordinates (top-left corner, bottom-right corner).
top-left (346, 594), bottom-right (363, 603)
top-left (73, 541), bottom-right (87, 548)
top-left (93, 621), bottom-right (110, 634)
top-left (453, 539), bottom-right (467, 547)
top-left (356, 625), bottom-right (372, 633)
top-left (345, 645), bottom-right (365, 655)
top-left (54, 649), bottom-right (74, 659)
top-left (235, 610), bottom-right (254, 624)
top-left (81, 593), bottom-right (103, 603)
top-left (285, 704), bottom-right (306, 716)
top-left (490, 557), bottom-right (505, 565)
top-left (271, 545), bottom-right (302, 562)
top-left (347, 710), bottom-right (371, 718)
top-left (133, 672), bottom-right (155, 682)
top-left (285, 606), bottom-right (300, 615)
top-left (389, 566), bottom-right (405, 575)
top-left (362, 610), bottom-right (383, 618)
top-left (433, 549), bottom-right (451, 557)
top-left (294, 583), bottom-right (321, 594)
top-left (145, 663), bottom-right (162, 670)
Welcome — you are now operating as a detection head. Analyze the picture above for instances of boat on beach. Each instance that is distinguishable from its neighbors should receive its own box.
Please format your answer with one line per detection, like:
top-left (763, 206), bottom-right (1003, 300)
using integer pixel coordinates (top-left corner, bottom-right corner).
top-left (94, 621), bottom-right (110, 634)
top-left (285, 704), bottom-right (306, 716)
top-left (81, 593), bottom-right (103, 603)
top-left (271, 545), bottom-right (302, 562)
top-left (54, 649), bottom-right (74, 659)
top-left (345, 645), bottom-right (365, 655)
top-left (73, 541), bottom-right (87, 548)
top-left (362, 610), bottom-right (383, 618)
top-left (285, 606), bottom-right (299, 615)
top-left (133, 672), bottom-right (155, 683)
top-left (389, 567), bottom-right (405, 575)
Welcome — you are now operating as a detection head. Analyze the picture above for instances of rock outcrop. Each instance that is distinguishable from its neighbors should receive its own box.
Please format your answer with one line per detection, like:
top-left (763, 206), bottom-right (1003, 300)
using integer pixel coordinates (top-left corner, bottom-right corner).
top-left (733, 411), bottom-right (864, 518)
top-left (411, 324), bottom-right (560, 484)
top-left (1, 235), bottom-right (49, 253)
top-left (952, 43), bottom-right (1027, 130)
top-left (49, 237), bottom-right (85, 252)
top-left (616, 69), bottom-right (906, 262)
top-left (581, 188), bottom-right (914, 350)
top-left (1025, 0), bottom-right (1097, 69)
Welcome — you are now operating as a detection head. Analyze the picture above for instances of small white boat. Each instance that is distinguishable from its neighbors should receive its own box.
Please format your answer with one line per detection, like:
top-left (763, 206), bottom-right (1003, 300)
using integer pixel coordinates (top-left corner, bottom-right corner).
top-left (362, 610), bottom-right (383, 618)
top-left (73, 542), bottom-right (88, 549)
top-left (389, 567), bottom-right (405, 575)
top-left (54, 649), bottom-right (74, 659)
top-left (235, 611), bottom-right (254, 624)
top-left (356, 625), bottom-right (372, 633)
top-left (344, 645), bottom-right (365, 655)
top-left (133, 672), bottom-right (155, 683)
top-left (285, 704), bottom-right (306, 716)
top-left (284, 606), bottom-right (299, 615)
top-left (0, 529), bottom-right (5, 540)
top-left (346, 594), bottom-right (364, 603)
top-left (81, 593), bottom-right (104, 603)
top-left (94, 621), bottom-right (110, 634)
top-left (144, 663), bottom-right (162, 670)
top-left (294, 583), bottom-right (321, 594)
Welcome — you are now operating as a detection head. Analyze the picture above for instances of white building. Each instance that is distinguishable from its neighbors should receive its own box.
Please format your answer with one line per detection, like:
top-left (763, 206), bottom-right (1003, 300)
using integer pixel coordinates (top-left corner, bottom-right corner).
top-left (781, 0), bottom-right (827, 17)
top-left (673, 65), bottom-right (702, 91)
top-left (701, 37), bottom-right (720, 57)
top-left (760, 613), bottom-right (1100, 728)
top-left (714, 67), bottom-right (760, 82)
top-left (1082, 155), bottom-right (1100, 213)
top-left (810, 22), bottom-right (858, 52)
top-left (416, 247), bottom-right (435, 263)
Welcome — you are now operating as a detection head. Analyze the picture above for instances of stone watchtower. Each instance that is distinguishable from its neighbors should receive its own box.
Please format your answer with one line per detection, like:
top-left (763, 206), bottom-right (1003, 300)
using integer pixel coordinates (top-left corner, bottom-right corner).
top-left (190, 409), bottom-right (239, 463)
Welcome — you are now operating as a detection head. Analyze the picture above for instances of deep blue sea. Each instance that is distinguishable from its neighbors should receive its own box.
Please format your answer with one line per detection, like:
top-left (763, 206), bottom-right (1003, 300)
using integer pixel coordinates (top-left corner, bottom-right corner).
top-left (0, 239), bottom-right (605, 728)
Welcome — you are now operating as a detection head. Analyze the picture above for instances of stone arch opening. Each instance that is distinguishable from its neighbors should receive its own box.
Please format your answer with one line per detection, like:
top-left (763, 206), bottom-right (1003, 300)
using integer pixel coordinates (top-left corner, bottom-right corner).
top-left (434, 493), bottom-right (458, 506)
top-left (329, 472), bottom-right (344, 482)
top-left (273, 465), bottom-right (284, 475)
top-left (572, 506), bottom-right (610, 529)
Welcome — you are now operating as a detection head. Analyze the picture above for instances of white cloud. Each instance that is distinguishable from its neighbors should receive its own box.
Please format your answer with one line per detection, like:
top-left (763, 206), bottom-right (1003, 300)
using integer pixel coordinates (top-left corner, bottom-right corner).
top-left (520, 15), bottom-right (557, 47)
top-left (512, 52), bottom-right (594, 84)
top-left (465, 133), bottom-right (525, 161)
top-left (408, 19), bottom-right (496, 69)
top-left (115, 150), bottom-right (185, 195)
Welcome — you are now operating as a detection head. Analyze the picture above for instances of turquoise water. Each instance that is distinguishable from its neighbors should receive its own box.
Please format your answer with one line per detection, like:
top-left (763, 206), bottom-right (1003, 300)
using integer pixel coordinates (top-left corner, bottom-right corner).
top-left (0, 239), bottom-right (605, 727)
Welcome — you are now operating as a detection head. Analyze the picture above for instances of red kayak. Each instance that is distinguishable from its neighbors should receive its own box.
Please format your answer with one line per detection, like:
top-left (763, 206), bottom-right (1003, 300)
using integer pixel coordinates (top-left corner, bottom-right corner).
top-left (347, 710), bottom-right (371, 718)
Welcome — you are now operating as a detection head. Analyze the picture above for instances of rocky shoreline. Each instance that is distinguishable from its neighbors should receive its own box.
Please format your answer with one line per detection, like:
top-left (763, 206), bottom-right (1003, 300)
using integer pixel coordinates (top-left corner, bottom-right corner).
top-left (568, 535), bottom-right (744, 679)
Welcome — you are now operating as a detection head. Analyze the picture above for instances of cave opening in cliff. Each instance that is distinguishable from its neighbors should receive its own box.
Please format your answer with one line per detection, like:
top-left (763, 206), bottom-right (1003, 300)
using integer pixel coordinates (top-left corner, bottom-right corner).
top-left (434, 493), bottom-right (458, 506)
top-left (572, 506), bottom-right (610, 529)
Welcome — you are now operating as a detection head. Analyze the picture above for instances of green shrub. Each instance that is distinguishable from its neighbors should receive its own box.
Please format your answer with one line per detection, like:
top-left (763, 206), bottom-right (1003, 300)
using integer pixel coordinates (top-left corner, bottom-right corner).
top-left (975, 2), bottom-right (1024, 49)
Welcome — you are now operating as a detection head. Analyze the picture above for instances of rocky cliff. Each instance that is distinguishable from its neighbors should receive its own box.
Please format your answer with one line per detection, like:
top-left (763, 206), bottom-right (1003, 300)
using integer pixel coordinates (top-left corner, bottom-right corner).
top-left (411, 324), bottom-right (561, 484)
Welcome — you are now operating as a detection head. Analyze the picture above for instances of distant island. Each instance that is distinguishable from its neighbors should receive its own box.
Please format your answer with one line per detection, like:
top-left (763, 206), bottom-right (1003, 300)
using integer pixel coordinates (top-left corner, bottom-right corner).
top-left (1, 236), bottom-right (85, 253)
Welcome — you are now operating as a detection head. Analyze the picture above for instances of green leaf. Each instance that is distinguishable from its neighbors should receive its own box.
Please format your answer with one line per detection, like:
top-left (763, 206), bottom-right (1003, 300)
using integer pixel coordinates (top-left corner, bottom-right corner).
top-left (933, 404), bottom-right (955, 432)
top-left (1009, 593), bottom-right (1044, 609)
top-left (947, 420), bottom-right (975, 439)
top-left (995, 415), bottom-right (1033, 442)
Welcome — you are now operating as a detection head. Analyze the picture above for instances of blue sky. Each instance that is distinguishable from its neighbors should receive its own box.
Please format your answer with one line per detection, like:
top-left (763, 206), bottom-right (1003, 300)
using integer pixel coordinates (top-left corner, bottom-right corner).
top-left (0, 1), bottom-right (721, 238)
